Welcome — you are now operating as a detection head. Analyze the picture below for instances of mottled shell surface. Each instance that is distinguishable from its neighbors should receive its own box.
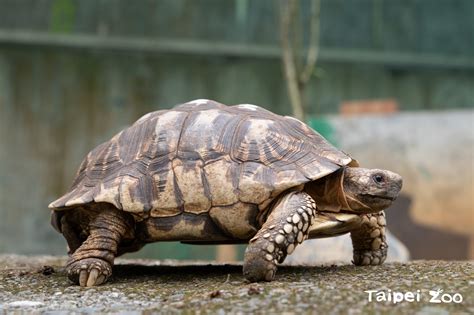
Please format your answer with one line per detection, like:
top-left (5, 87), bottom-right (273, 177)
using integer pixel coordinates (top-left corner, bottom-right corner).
top-left (49, 99), bottom-right (355, 219)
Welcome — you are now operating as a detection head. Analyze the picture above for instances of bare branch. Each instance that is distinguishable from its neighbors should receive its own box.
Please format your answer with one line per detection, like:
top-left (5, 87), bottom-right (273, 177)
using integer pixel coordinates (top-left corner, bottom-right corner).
top-left (280, 0), bottom-right (305, 121)
top-left (300, 0), bottom-right (321, 85)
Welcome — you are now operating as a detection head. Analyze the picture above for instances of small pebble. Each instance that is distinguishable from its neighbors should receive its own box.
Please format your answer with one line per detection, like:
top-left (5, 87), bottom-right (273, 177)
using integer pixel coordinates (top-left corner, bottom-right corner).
top-left (209, 290), bottom-right (221, 299)
top-left (38, 266), bottom-right (55, 276)
top-left (248, 285), bottom-right (261, 295)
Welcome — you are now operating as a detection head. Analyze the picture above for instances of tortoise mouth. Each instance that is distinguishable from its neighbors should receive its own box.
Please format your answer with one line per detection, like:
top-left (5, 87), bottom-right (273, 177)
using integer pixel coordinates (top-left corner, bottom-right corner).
top-left (360, 193), bottom-right (396, 201)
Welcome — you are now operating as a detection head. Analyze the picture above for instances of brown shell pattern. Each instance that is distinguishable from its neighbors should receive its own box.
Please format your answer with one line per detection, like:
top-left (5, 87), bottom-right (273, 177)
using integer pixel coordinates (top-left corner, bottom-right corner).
top-left (49, 99), bottom-right (355, 216)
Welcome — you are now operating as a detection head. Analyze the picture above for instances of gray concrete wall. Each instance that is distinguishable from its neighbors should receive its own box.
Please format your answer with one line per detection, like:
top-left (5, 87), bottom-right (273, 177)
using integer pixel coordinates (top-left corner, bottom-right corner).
top-left (1, 0), bottom-right (473, 56)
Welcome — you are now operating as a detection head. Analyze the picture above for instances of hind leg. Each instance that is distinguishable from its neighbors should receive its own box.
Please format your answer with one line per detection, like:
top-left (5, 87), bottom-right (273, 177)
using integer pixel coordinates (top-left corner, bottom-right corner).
top-left (351, 211), bottom-right (387, 265)
top-left (63, 207), bottom-right (134, 286)
top-left (243, 191), bottom-right (316, 282)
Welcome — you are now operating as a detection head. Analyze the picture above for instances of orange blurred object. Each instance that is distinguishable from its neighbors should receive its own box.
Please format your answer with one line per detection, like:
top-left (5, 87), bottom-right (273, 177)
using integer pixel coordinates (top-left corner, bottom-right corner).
top-left (340, 99), bottom-right (399, 115)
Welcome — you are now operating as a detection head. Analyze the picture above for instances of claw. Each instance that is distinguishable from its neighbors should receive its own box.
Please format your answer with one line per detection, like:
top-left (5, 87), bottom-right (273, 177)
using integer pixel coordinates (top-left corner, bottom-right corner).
top-left (67, 258), bottom-right (112, 286)
top-left (96, 275), bottom-right (106, 286)
top-left (87, 268), bottom-right (100, 287)
top-left (79, 270), bottom-right (88, 287)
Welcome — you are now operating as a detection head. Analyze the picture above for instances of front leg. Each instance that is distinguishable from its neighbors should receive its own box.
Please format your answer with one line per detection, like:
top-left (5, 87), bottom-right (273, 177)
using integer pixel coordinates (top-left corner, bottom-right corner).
top-left (243, 191), bottom-right (316, 282)
top-left (351, 211), bottom-right (387, 265)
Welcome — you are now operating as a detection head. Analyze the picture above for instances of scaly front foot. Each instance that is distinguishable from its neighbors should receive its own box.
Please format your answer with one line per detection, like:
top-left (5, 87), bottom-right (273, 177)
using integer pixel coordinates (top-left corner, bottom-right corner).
top-left (351, 211), bottom-right (387, 266)
top-left (243, 191), bottom-right (316, 282)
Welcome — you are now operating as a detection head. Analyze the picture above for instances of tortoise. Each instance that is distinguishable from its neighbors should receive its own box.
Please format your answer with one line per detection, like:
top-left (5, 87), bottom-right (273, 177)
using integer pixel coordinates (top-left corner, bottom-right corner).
top-left (49, 99), bottom-right (402, 287)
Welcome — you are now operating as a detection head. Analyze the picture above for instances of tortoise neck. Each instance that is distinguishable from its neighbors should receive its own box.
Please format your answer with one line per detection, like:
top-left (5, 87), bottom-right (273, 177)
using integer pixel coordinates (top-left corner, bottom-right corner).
top-left (304, 168), bottom-right (350, 212)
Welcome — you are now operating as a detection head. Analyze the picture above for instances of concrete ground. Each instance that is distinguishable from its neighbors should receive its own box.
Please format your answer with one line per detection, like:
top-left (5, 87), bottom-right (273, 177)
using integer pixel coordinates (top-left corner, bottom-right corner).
top-left (0, 255), bottom-right (472, 314)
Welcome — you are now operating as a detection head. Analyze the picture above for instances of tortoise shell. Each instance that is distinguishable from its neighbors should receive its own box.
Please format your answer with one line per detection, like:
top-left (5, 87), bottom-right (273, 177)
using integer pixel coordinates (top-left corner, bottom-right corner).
top-left (49, 100), bottom-right (357, 225)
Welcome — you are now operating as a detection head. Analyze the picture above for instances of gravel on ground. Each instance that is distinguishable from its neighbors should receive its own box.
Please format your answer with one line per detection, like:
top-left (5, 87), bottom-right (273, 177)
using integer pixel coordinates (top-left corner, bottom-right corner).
top-left (0, 255), bottom-right (472, 314)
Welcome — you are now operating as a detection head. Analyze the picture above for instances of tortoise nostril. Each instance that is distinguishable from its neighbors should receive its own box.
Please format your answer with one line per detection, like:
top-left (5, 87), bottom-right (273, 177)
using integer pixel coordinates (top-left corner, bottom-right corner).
top-left (396, 177), bottom-right (403, 189)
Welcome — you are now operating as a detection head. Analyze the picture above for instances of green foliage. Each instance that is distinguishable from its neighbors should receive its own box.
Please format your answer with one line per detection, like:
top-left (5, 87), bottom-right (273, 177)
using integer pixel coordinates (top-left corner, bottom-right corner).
top-left (308, 117), bottom-right (338, 147)
top-left (126, 243), bottom-right (217, 260)
top-left (50, 0), bottom-right (76, 33)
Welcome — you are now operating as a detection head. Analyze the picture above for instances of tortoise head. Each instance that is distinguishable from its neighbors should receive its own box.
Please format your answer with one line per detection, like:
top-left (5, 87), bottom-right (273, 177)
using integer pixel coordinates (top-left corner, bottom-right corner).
top-left (305, 167), bottom-right (402, 214)
top-left (342, 167), bottom-right (403, 213)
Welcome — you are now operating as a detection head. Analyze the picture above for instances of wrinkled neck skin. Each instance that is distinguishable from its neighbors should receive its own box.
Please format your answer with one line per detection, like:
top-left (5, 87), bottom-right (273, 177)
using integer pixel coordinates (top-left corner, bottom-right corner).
top-left (304, 168), bottom-right (351, 212)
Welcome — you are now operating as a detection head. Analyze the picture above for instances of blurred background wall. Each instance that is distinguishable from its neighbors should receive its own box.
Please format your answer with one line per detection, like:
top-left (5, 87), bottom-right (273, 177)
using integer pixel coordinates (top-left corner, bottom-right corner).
top-left (0, 0), bottom-right (472, 260)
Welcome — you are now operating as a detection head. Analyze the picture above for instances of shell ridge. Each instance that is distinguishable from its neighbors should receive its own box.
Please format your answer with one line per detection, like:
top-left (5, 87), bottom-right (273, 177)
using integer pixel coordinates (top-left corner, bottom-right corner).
top-left (229, 114), bottom-right (249, 163)
top-left (51, 101), bottom-right (354, 215)
top-left (174, 112), bottom-right (192, 159)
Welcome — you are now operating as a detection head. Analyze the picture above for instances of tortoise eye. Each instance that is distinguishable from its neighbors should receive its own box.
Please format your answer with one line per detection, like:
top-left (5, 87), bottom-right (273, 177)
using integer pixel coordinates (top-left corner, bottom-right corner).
top-left (373, 174), bottom-right (385, 184)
